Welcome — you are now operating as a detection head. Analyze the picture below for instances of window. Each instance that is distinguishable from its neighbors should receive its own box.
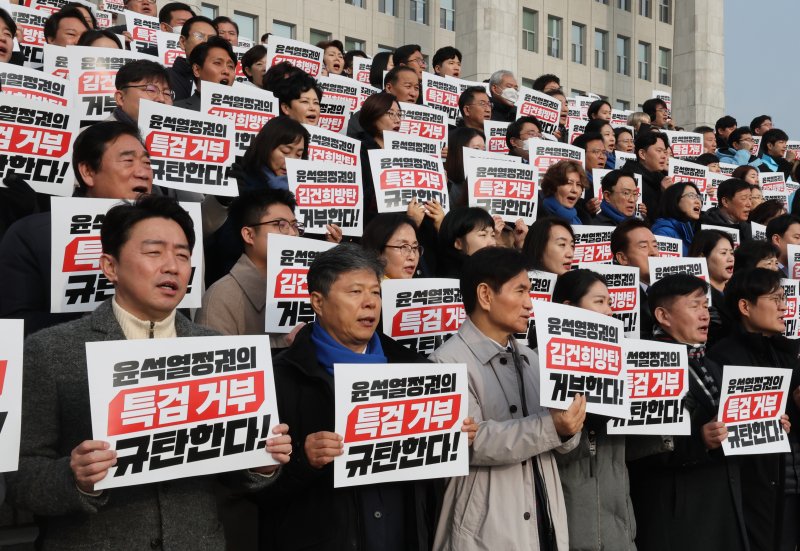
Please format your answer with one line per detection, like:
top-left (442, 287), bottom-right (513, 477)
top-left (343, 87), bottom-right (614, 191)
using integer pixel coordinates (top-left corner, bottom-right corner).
top-left (571, 23), bottom-right (585, 64)
top-left (272, 20), bottom-right (295, 39)
top-left (638, 0), bottom-right (651, 17)
top-left (571, 88), bottom-right (586, 97)
top-left (440, 0), bottom-right (454, 30)
top-left (310, 28), bottom-right (331, 44)
top-left (345, 37), bottom-right (365, 51)
top-left (617, 0), bottom-right (631, 11)
top-left (521, 78), bottom-right (535, 89)
top-left (658, 0), bottom-right (672, 23)
top-left (658, 47), bottom-right (671, 85)
top-left (233, 12), bottom-right (257, 41)
top-left (200, 3), bottom-right (217, 18)
top-left (379, 0), bottom-right (397, 16)
top-left (522, 9), bottom-right (537, 52)
top-left (615, 99), bottom-right (630, 110)
top-left (595, 0), bottom-right (609, 4)
top-left (547, 16), bottom-right (562, 58)
top-left (637, 41), bottom-right (651, 80)
top-left (594, 29), bottom-right (608, 70)
top-left (616, 35), bottom-right (630, 75)
top-left (410, 0), bottom-right (428, 24)
top-left (345, 0), bottom-right (365, 6)
top-left (377, 44), bottom-right (395, 52)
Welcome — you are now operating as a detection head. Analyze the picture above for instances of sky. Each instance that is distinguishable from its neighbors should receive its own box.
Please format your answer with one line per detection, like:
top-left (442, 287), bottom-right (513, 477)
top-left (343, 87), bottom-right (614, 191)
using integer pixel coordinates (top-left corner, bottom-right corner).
top-left (725, 0), bottom-right (799, 137)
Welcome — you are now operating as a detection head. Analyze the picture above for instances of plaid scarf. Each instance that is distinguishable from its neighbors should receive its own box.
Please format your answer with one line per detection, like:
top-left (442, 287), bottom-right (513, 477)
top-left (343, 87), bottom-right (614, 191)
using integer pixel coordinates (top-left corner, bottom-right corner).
top-left (653, 326), bottom-right (719, 407)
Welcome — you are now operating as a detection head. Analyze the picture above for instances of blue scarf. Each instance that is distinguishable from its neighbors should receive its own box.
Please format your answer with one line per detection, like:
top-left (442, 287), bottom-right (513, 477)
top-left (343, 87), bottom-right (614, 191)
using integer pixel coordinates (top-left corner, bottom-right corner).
top-left (310, 322), bottom-right (387, 375)
top-left (543, 195), bottom-right (582, 225)
top-left (599, 200), bottom-right (628, 223)
top-left (605, 151), bottom-right (616, 170)
top-left (261, 166), bottom-right (290, 190)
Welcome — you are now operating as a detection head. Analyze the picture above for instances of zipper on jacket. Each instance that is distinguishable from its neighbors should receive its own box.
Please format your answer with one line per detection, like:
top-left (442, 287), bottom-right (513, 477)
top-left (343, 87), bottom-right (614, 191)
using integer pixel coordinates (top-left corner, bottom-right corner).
top-left (588, 430), bottom-right (596, 478)
top-left (148, 321), bottom-right (154, 339)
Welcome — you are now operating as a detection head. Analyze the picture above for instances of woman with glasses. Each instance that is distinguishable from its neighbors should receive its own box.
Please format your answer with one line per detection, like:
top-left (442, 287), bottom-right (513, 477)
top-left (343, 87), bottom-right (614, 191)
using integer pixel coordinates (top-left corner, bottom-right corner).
top-left (361, 213), bottom-right (422, 279)
top-left (651, 182), bottom-right (703, 255)
top-left (614, 127), bottom-right (635, 153)
top-left (537, 160), bottom-right (593, 225)
top-left (688, 229), bottom-right (735, 347)
top-left (436, 207), bottom-right (496, 278)
top-left (708, 268), bottom-right (798, 551)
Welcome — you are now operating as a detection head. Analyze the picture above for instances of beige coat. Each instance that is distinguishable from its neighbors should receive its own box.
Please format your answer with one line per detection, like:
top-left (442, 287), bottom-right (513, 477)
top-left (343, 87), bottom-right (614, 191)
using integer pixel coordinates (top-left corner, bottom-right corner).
top-left (430, 319), bottom-right (578, 551)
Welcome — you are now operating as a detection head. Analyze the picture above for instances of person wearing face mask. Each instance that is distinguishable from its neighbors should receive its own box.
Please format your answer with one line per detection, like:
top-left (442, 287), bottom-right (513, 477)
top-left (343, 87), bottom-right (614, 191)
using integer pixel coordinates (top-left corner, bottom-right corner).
top-left (488, 69), bottom-right (518, 122)
top-left (688, 230), bottom-right (735, 348)
top-left (651, 182), bottom-right (702, 255)
top-left (158, 2), bottom-right (194, 33)
top-left (506, 116), bottom-right (542, 161)
top-left (537, 160), bottom-right (593, 225)
top-left (436, 207), bottom-right (497, 278)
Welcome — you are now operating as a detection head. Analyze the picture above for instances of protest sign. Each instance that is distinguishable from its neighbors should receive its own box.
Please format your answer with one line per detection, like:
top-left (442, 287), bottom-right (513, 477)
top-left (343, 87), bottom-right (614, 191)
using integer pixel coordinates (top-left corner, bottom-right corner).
top-left (286, 158), bottom-right (363, 237)
top-left (304, 123), bottom-right (361, 166)
top-left (483, 121), bottom-right (510, 154)
top-left (615, 150), bottom-right (636, 169)
top-left (0, 93), bottom-right (79, 196)
top-left (383, 130), bottom-right (443, 158)
top-left (264, 234), bottom-right (335, 333)
top-left (750, 135), bottom-right (761, 157)
top-left (751, 222), bottom-right (767, 242)
top-left (238, 38), bottom-right (254, 49)
top-left (333, 362), bottom-right (468, 488)
top-left (517, 270), bottom-right (557, 345)
top-left (610, 109), bottom-right (629, 128)
top-left (572, 95), bottom-right (595, 118)
top-left (718, 162), bottom-right (737, 176)
top-left (421, 72), bottom-right (459, 123)
top-left (318, 98), bottom-right (352, 134)
top-left (156, 31), bottom-right (184, 68)
top-left (533, 301), bottom-right (626, 417)
top-left (398, 103), bottom-right (448, 142)
top-left (357, 82), bottom-right (381, 109)
top-left (99, 0), bottom-right (124, 13)
top-left (139, 99), bottom-right (237, 197)
top-left (317, 74), bottom-right (360, 113)
top-left (527, 138), bottom-right (585, 179)
top-left (447, 76), bottom-right (489, 96)
top-left (607, 339), bottom-right (690, 435)
top-left (0, 319), bottom-right (23, 473)
top-left (0, 61), bottom-right (71, 106)
top-left (22, 0), bottom-right (94, 14)
top-left (462, 146), bottom-right (522, 164)
top-left (789, 244), bottom-right (800, 280)
top-left (759, 172), bottom-right (786, 192)
top-left (352, 56), bottom-right (372, 84)
top-left (231, 45), bottom-right (250, 84)
top-left (567, 118), bottom-right (587, 144)
top-left (572, 226), bottom-right (614, 265)
top-left (42, 44), bottom-right (68, 79)
top-left (703, 172), bottom-right (727, 210)
top-left (464, 157), bottom-right (537, 225)
top-left (368, 149), bottom-right (448, 213)
top-left (380, 278), bottom-right (465, 355)
top-left (662, 131), bottom-right (703, 159)
top-left (782, 278), bottom-right (799, 339)
top-left (86, 335), bottom-right (280, 489)
top-left (654, 235), bottom-right (682, 258)
top-left (668, 158), bottom-right (708, 193)
top-left (700, 224), bottom-right (740, 249)
top-left (579, 263), bottom-right (640, 338)
top-left (718, 365), bottom-right (791, 456)
top-left (95, 9), bottom-right (112, 28)
top-left (515, 87), bottom-right (561, 134)
top-left (6, 4), bottom-right (46, 68)
top-left (652, 90), bottom-right (671, 114)
top-left (786, 141), bottom-right (800, 160)
top-left (649, 257), bottom-right (711, 302)
top-left (201, 82), bottom-right (279, 156)
top-left (762, 190), bottom-right (790, 207)
top-left (266, 36), bottom-right (323, 77)
top-left (49, 197), bottom-right (203, 313)
top-left (124, 10), bottom-right (159, 54)
top-left (67, 46), bottom-right (152, 123)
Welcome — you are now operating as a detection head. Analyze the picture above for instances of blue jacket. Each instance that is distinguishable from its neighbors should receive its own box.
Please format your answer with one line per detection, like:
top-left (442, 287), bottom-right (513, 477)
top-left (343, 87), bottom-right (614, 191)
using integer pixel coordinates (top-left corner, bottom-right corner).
top-left (715, 148), bottom-right (751, 166)
top-left (651, 217), bottom-right (695, 255)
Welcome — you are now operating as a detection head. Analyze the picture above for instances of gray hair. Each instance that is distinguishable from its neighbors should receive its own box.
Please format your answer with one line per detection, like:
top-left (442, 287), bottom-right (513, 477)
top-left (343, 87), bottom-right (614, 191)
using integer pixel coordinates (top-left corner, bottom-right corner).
top-left (489, 69), bottom-right (514, 88)
top-left (307, 243), bottom-right (385, 296)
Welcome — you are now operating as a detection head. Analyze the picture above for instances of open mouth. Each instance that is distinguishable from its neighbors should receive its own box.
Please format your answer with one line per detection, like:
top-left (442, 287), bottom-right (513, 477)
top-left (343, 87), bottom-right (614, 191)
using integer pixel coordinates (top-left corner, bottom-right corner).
top-left (157, 280), bottom-right (180, 296)
top-left (393, 125), bottom-right (400, 131)
top-left (357, 316), bottom-right (376, 327)
top-left (132, 185), bottom-right (149, 194)
top-left (306, 113), bottom-right (318, 123)
top-left (332, 62), bottom-right (342, 72)
top-left (403, 264), bottom-right (416, 275)
top-left (219, 78), bottom-right (230, 86)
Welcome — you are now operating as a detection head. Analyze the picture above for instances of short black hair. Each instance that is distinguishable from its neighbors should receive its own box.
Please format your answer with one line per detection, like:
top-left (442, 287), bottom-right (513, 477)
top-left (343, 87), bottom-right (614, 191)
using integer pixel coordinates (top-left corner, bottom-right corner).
top-left (657, 181), bottom-right (700, 220)
top-left (115, 59), bottom-right (170, 89)
top-left (361, 213), bottom-right (418, 255)
top-left (614, 127), bottom-right (633, 142)
top-left (522, 217), bottom-right (575, 271)
top-left (715, 115), bottom-right (737, 131)
top-left (734, 240), bottom-right (780, 273)
top-left (760, 128), bottom-right (790, 155)
top-left (552, 269), bottom-right (607, 306)
top-left (532, 73), bottom-right (560, 92)
top-left (505, 116), bottom-right (542, 149)
top-left (572, 131), bottom-right (605, 151)
top-left (384, 65), bottom-right (418, 88)
top-left (180, 15), bottom-right (216, 38)
top-left (634, 131), bottom-right (670, 156)
top-left (727, 126), bottom-right (752, 147)
top-left (693, 125), bottom-right (714, 134)
top-left (750, 115), bottom-right (771, 132)
top-left (432, 46), bottom-right (461, 69)
top-left (610, 218), bottom-right (652, 256)
top-left (587, 100), bottom-right (611, 120)
top-left (725, 267), bottom-right (783, 321)
top-left (241, 45), bottom-right (267, 82)
top-left (694, 153), bottom-right (720, 166)
top-left (159, 2), bottom-right (195, 25)
top-left (262, 61), bottom-right (305, 93)
top-left (599, 169), bottom-right (637, 194)
top-left (750, 199), bottom-right (788, 226)
top-left (65, 2), bottom-right (97, 28)
top-left (101, 194), bottom-right (195, 259)
top-left (188, 35), bottom-right (236, 77)
top-left (77, 29), bottom-right (122, 48)
top-left (393, 44), bottom-right (422, 67)
top-left (273, 72), bottom-right (323, 107)
top-left (438, 207), bottom-right (495, 273)
top-left (461, 247), bottom-right (529, 315)
top-left (641, 98), bottom-right (667, 120)
top-left (369, 51), bottom-right (394, 89)
top-left (687, 229), bottom-right (733, 259)
top-left (229, 188), bottom-right (297, 243)
top-left (213, 15), bottom-right (238, 33)
top-left (647, 274), bottom-right (709, 319)
top-left (717, 178), bottom-right (751, 203)
top-left (307, 243), bottom-right (384, 296)
top-left (43, 7), bottom-right (89, 42)
top-left (766, 214), bottom-right (800, 241)
top-left (241, 116), bottom-right (309, 174)
top-left (0, 8), bottom-right (17, 37)
top-left (73, 122), bottom-right (146, 193)
top-left (584, 118), bottom-right (612, 134)
top-left (458, 86), bottom-right (490, 116)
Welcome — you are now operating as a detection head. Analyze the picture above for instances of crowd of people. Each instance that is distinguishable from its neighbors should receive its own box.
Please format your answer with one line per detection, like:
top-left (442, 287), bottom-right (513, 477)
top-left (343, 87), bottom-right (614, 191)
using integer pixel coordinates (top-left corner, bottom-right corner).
top-left (1, 1), bottom-right (800, 550)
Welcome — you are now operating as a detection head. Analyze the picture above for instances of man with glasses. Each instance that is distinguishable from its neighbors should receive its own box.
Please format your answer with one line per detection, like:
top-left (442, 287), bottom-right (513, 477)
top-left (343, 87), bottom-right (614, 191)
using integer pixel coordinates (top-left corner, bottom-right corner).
top-left (716, 127), bottom-right (756, 166)
top-left (642, 98), bottom-right (670, 129)
top-left (593, 169), bottom-right (643, 225)
top-left (505, 115), bottom-right (542, 161)
top-left (168, 15), bottom-right (217, 101)
top-left (708, 267), bottom-right (800, 551)
top-left (458, 86), bottom-right (492, 131)
top-left (572, 131), bottom-right (608, 214)
top-left (393, 43), bottom-right (426, 80)
top-left (112, 59), bottom-right (174, 126)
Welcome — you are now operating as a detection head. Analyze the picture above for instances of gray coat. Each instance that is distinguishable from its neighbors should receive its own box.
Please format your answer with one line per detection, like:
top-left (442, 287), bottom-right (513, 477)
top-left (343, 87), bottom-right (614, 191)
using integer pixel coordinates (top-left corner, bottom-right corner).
top-left (7, 300), bottom-right (275, 551)
top-left (430, 319), bottom-right (579, 551)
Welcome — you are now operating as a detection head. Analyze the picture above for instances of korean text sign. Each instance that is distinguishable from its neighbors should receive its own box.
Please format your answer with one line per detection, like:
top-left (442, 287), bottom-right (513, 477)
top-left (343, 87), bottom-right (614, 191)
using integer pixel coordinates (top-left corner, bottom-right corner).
top-left (368, 149), bottom-right (449, 213)
top-left (0, 319), bottom-right (23, 473)
top-left (465, 157), bottom-right (538, 225)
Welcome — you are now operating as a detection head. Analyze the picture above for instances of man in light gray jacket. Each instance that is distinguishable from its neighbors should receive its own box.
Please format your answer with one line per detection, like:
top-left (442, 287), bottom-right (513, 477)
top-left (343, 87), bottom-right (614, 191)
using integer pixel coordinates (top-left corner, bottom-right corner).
top-left (431, 247), bottom-right (585, 551)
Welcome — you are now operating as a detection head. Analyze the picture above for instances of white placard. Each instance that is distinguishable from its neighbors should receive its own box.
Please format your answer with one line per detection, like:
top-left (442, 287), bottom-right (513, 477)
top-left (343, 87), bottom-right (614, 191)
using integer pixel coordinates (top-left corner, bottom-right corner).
top-left (368, 149), bottom-right (448, 213)
top-left (578, 263), bottom-right (640, 338)
top-left (266, 36), bottom-right (323, 77)
top-left (515, 86), bottom-right (561, 135)
top-left (655, 235), bottom-right (683, 258)
top-left (464, 157), bottom-right (537, 225)
top-left (304, 122), bottom-right (361, 166)
top-left (0, 61), bottom-right (72, 107)
top-left (527, 138), bottom-right (585, 179)
top-left (649, 257), bottom-right (711, 302)
top-left (155, 31), bottom-right (184, 68)
top-left (201, 81), bottom-right (279, 156)
top-left (420, 72), bottom-right (459, 123)
top-left (123, 10), bottom-right (159, 54)
top-left (483, 120), bottom-right (510, 154)
top-left (383, 130), bottom-right (443, 158)
top-left (572, 226), bottom-right (614, 265)
top-left (0, 319), bottom-right (24, 472)
top-left (351, 56), bottom-right (372, 84)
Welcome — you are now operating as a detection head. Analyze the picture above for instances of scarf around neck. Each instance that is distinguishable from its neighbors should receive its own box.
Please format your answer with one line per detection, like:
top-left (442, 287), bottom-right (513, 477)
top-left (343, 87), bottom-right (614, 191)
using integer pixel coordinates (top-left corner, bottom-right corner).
top-left (543, 195), bottom-right (582, 225)
top-left (653, 326), bottom-right (719, 406)
top-left (311, 322), bottom-right (387, 375)
top-left (600, 200), bottom-right (628, 223)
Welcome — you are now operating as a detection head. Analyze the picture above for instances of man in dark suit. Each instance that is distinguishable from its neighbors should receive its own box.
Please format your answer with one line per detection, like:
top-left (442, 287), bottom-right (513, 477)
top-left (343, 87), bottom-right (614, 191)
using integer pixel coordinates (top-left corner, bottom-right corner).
top-left (611, 219), bottom-right (660, 339)
top-left (7, 195), bottom-right (291, 550)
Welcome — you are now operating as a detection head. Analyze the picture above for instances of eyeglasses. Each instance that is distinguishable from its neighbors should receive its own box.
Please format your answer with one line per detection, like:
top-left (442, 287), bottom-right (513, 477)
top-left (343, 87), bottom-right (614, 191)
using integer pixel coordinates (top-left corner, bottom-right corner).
top-left (762, 293), bottom-right (788, 307)
top-left (587, 148), bottom-right (607, 156)
top-left (681, 193), bottom-right (701, 201)
top-left (617, 189), bottom-right (641, 199)
top-left (250, 218), bottom-right (305, 236)
top-left (121, 84), bottom-right (175, 100)
top-left (190, 31), bottom-right (217, 42)
top-left (407, 57), bottom-right (426, 67)
top-left (128, 0), bottom-right (157, 4)
top-left (468, 101), bottom-right (492, 109)
top-left (385, 109), bottom-right (405, 120)
top-left (385, 244), bottom-right (424, 257)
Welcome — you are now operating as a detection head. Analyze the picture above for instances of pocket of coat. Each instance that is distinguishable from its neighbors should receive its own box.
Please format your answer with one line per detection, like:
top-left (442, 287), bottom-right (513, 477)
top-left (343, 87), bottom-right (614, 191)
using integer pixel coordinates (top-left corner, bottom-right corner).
top-left (456, 470), bottom-right (487, 535)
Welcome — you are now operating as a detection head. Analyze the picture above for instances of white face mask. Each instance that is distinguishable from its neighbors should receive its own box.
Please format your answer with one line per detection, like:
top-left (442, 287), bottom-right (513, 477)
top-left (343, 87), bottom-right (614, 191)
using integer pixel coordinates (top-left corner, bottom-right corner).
top-left (500, 87), bottom-right (518, 104)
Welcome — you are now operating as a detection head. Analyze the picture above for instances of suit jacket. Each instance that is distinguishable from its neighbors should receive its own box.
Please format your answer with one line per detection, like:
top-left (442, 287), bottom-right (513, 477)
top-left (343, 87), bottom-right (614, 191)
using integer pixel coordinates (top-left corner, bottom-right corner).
top-left (7, 300), bottom-right (274, 551)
